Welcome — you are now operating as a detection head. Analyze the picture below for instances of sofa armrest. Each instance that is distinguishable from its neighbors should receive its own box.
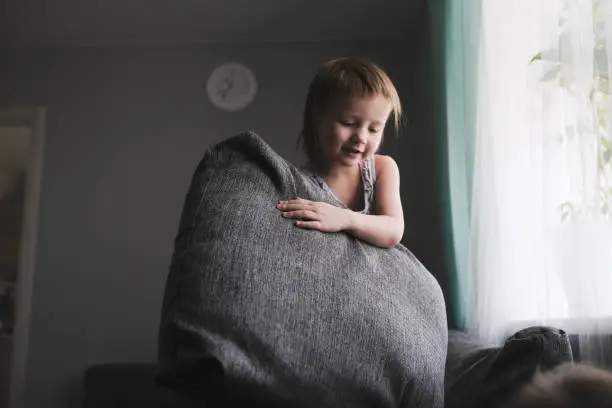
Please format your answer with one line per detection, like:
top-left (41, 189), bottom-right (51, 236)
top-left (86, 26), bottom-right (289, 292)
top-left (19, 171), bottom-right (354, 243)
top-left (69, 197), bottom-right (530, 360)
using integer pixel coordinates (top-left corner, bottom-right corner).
top-left (446, 326), bottom-right (573, 408)
top-left (445, 330), bottom-right (500, 408)
top-left (82, 364), bottom-right (172, 408)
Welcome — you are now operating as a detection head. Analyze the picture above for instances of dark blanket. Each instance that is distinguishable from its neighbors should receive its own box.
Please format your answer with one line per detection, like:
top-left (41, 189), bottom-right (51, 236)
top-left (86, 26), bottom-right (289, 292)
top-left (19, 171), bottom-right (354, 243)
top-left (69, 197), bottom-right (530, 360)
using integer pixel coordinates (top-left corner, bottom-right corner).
top-left (158, 131), bottom-right (447, 408)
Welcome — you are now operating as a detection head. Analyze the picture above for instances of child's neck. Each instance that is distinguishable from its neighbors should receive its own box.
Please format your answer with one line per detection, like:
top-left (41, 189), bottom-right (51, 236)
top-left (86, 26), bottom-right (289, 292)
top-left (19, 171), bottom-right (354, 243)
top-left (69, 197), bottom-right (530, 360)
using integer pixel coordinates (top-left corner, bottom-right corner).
top-left (311, 160), bottom-right (360, 181)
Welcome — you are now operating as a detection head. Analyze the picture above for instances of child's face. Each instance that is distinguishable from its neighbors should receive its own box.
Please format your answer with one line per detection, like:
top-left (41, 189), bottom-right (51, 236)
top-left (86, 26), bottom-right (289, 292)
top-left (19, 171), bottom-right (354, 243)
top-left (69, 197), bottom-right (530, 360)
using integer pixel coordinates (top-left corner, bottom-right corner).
top-left (317, 94), bottom-right (392, 168)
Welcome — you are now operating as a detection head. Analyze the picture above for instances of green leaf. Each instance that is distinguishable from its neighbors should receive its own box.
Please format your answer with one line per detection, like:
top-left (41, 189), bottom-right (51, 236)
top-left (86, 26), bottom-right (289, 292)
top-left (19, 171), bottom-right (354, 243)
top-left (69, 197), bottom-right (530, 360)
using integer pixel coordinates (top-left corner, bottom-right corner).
top-left (529, 52), bottom-right (543, 64)
top-left (530, 49), bottom-right (560, 64)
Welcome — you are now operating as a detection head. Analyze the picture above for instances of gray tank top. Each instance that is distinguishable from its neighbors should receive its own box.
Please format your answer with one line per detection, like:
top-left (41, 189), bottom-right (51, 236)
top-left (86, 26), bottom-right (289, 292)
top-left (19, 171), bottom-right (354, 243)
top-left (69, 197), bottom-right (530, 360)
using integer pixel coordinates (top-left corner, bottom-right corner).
top-left (308, 156), bottom-right (377, 215)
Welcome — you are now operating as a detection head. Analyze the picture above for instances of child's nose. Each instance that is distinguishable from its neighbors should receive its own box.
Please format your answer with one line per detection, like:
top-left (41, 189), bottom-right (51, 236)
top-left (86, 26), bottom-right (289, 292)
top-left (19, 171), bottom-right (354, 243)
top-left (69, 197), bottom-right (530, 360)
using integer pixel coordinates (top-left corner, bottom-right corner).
top-left (352, 128), bottom-right (368, 143)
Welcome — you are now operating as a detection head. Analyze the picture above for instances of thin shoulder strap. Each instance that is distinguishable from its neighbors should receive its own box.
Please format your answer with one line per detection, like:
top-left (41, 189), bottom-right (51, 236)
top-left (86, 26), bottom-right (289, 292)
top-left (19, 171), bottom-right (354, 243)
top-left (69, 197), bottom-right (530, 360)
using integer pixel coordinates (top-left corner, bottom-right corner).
top-left (369, 155), bottom-right (377, 184)
top-left (360, 156), bottom-right (376, 192)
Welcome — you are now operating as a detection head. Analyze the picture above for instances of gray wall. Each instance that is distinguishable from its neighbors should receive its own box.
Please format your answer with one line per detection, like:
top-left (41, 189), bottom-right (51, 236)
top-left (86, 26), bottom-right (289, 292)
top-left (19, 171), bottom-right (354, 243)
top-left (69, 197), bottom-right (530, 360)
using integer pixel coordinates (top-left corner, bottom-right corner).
top-left (0, 36), bottom-right (444, 408)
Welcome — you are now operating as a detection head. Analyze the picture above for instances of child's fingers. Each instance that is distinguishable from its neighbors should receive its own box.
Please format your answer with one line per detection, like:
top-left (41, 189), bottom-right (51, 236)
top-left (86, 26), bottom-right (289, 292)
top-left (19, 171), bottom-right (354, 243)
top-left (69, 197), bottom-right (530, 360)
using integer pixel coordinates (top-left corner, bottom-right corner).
top-left (295, 220), bottom-right (321, 230)
top-left (281, 198), bottom-right (313, 205)
top-left (276, 203), bottom-right (313, 211)
top-left (282, 210), bottom-right (319, 220)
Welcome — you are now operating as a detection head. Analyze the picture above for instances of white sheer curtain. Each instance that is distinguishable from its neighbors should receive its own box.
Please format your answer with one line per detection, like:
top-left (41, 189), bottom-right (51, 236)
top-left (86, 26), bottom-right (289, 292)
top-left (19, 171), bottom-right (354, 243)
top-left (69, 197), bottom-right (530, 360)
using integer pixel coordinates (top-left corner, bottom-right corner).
top-left (466, 0), bottom-right (612, 365)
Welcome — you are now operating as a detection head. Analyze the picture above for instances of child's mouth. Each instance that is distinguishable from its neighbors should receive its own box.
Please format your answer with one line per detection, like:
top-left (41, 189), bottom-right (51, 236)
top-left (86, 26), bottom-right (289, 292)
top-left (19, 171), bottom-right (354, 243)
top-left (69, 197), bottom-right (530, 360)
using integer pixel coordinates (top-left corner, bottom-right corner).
top-left (344, 147), bottom-right (363, 154)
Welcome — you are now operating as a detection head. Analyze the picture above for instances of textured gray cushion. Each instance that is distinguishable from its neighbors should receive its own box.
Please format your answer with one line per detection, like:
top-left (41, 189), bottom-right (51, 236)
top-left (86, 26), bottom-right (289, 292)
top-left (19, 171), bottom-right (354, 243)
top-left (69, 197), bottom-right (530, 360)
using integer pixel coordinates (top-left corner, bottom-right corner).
top-left (158, 131), bottom-right (448, 408)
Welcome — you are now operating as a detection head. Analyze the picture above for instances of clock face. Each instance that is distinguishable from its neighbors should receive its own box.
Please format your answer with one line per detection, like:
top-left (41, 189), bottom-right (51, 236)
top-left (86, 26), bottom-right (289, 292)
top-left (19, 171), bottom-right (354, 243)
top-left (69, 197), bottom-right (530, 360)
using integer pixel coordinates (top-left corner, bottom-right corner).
top-left (206, 63), bottom-right (258, 111)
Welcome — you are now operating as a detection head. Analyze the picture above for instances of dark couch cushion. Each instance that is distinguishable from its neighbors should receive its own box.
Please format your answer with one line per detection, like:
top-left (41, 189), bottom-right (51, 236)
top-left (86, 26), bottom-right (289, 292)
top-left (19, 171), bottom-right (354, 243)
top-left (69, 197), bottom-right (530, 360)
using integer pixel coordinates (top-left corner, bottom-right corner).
top-left (445, 330), bottom-right (500, 408)
top-left (83, 364), bottom-right (172, 408)
top-left (445, 326), bottom-right (574, 408)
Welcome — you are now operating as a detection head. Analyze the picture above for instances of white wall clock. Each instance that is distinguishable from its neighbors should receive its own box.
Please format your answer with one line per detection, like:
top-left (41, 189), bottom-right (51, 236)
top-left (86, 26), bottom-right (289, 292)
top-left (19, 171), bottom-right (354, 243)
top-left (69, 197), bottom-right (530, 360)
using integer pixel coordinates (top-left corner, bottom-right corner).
top-left (206, 63), bottom-right (258, 111)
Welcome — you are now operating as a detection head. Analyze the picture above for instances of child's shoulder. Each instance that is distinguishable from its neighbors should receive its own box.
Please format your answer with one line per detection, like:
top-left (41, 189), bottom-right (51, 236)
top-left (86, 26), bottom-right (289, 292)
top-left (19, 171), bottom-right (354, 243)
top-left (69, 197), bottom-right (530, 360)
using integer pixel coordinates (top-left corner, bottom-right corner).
top-left (373, 154), bottom-right (399, 176)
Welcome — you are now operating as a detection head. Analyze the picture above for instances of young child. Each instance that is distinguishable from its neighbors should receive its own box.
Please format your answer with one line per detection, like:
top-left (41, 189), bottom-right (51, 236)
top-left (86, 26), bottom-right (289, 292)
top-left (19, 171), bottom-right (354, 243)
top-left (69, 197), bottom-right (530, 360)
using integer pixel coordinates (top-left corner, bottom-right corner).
top-left (276, 57), bottom-right (404, 248)
top-left (504, 362), bottom-right (612, 408)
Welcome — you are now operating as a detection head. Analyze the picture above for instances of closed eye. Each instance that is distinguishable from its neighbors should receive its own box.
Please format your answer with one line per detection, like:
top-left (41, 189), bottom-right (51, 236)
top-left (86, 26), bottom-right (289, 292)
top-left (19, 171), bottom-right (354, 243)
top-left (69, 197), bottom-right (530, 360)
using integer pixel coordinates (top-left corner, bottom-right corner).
top-left (339, 120), bottom-right (355, 127)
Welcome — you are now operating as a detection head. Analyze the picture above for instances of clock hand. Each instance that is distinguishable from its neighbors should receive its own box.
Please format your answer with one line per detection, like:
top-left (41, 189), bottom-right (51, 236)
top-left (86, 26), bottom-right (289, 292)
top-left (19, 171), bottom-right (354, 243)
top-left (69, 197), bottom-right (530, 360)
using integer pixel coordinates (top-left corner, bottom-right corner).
top-left (218, 77), bottom-right (235, 99)
top-left (218, 87), bottom-right (229, 98)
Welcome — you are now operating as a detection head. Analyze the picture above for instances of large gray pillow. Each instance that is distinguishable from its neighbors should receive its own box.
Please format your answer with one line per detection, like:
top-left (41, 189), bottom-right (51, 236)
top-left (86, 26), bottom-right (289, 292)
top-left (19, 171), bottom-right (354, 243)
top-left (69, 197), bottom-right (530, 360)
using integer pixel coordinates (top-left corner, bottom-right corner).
top-left (157, 131), bottom-right (448, 408)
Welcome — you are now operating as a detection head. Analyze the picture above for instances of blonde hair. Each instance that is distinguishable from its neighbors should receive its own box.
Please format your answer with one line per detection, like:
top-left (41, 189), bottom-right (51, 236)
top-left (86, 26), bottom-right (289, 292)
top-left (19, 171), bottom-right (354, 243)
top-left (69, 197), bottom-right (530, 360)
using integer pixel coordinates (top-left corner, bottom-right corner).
top-left (299, 57), bottom-right (402, 164)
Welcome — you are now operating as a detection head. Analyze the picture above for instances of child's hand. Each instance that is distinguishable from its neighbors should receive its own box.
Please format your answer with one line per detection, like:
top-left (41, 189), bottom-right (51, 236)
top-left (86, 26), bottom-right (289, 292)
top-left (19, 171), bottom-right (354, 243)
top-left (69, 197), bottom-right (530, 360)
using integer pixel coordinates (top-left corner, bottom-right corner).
top-left (276, 198), bottom-right (350, 233)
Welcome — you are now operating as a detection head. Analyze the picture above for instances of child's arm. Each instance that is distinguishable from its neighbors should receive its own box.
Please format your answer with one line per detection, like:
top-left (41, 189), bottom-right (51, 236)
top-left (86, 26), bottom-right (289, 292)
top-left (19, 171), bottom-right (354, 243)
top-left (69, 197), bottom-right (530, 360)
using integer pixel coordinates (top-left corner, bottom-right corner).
top-left (344, 155), bottom-right (404, 248)
top-left (277, 155), bottom-right (404, 248)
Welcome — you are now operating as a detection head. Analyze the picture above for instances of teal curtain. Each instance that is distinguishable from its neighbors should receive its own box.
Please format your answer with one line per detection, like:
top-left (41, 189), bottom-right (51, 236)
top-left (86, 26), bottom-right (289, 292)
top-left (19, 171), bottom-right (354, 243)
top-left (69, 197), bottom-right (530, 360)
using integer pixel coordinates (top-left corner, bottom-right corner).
top-left (428, 0), bottom-right (481, 330)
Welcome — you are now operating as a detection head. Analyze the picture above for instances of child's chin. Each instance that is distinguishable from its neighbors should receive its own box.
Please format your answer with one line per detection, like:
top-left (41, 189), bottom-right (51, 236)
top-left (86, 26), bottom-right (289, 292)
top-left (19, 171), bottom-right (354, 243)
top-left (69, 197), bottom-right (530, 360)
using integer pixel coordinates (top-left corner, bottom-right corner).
top-left (342, 152), bottom-right (363, 162)
top-left (339, 158), bottom-right (361, 167)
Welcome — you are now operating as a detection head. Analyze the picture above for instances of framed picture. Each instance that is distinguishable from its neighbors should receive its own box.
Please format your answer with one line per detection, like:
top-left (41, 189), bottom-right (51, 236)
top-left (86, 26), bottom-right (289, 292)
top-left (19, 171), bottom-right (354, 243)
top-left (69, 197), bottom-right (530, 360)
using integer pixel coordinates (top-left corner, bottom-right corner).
top-left (0, 126), bottom-right (29, 335)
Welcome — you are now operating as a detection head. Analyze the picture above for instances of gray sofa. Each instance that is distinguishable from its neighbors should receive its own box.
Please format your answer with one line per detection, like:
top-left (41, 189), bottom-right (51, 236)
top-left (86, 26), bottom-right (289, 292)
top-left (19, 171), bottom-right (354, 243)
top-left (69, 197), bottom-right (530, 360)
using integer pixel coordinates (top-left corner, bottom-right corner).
top-left (82, 133), bottom-right (574, 407)
top-left (82, 326), bottom-right (573, 408)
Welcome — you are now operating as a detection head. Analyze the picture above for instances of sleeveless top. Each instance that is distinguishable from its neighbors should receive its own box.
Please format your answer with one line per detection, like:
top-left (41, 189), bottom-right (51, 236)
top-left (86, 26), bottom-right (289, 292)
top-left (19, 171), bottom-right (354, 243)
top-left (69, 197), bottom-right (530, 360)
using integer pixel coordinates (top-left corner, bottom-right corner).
top-left (307, 156), bottom-right (377, 215)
